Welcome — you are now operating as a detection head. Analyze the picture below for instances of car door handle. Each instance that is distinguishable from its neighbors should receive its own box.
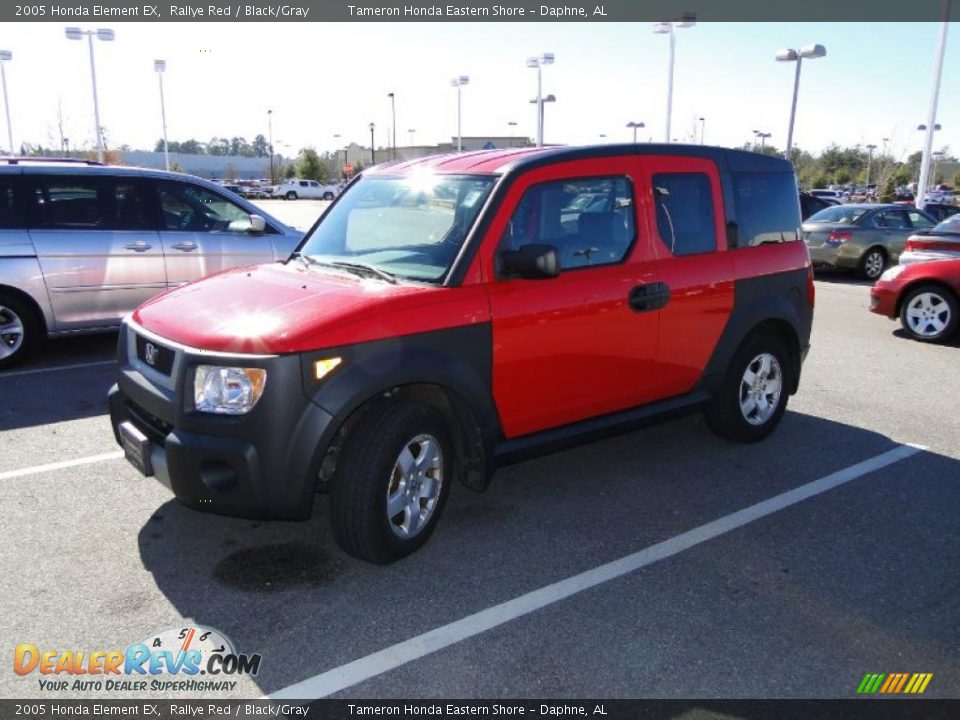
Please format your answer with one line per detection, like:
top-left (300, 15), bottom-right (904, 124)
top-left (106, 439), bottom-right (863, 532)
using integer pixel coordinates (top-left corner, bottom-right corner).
top-left (123, 242), bottom-right (153, 252)
top-left (629, 282), bottom-right (670, 312)
top-left (171, 242), bottom-right (198, 252)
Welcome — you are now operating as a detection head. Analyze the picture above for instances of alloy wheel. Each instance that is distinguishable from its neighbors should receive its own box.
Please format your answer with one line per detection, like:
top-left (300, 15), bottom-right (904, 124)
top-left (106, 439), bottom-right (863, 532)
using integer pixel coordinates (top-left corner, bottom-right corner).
top-left (0, 305), bottom-right (25, 360)
top-left (739, 353), bottom-right (783, 426)
top-left (385, 434), bottom-right (444, 539)
top-left (905, 291), bottom-right (952, 338)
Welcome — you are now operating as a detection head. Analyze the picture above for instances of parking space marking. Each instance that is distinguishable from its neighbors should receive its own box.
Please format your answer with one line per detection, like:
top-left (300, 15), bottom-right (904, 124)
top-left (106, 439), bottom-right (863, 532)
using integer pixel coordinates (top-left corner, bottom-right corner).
top-left (268, 443), bottom-right (924, 700)
top-left (0, 360), bottom-right (115, 379)
top-left (0, 451), bottom-right (123, 481)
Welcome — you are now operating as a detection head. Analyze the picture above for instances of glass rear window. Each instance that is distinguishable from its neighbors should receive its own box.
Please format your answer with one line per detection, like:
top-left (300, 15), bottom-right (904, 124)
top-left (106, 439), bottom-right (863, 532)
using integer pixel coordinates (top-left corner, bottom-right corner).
top-left (732, 172), bottom-right (800, 246)
top-left (807, 205), bottom-right (872, 224)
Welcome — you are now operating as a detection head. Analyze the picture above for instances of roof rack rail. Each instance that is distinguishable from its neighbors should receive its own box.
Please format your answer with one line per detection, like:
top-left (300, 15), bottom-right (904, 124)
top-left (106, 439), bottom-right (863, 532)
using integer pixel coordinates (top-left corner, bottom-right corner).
top-left (0, 157), bottom-right (106, 166)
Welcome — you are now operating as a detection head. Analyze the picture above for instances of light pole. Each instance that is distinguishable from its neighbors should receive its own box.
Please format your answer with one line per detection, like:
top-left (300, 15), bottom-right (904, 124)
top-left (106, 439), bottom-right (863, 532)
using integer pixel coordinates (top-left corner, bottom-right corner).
top-left (528, 95), bottom-right (555, 145)
top-left (334, 133), bottom-right (344, 179)
top-left (698, 116), bottom-right (705, 144)
top-left (62, 137), bottom-right (69, 157)
top-left (65, 27), bottom-right (114, 163)
top-left (449, 75), bottom-right (469, 152)
top-left (917, 10), bottom-right (950, 210)
top-left (653, 14), bottom-right (695, 143)
top-left (507, 121), bottom-right (517, 146)
top-left (775, 43), bottom-right (826, 160)
top-left (526, 53), bottom-right (554, 147)
top-left (754, 131), bottom-right (771, 151)
top-left (154, 59), bottom-right (169, 171)
top-left (369, 122), bottom-right (375, 164)
top-left (932, 150), bottom-right (944, 185)
top-left (0, 50), bottom-right (12, 156)
top-left (267, 109), bottom-right (274, 183)
top-left (865, 143), bottom-right (877, 186)
top-left (626, 121), bottom-right (645, 143)
top-left (387, 92), bottom-right (396, 161)
top-left (408, 128), bottom-right (416, 147)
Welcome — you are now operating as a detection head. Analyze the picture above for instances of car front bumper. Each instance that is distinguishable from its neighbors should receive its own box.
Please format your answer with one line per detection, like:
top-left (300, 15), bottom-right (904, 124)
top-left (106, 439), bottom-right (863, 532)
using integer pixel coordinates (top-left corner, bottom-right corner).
top-left (869, 282), bottom-right (899, 318)
top-left (108, 323), bottom-right (336, 520)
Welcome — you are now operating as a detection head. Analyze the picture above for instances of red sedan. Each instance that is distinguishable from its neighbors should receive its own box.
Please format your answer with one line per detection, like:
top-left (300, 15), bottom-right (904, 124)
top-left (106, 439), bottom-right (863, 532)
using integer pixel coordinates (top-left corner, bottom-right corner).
top-left (871, 258), bottom-right (960, 342)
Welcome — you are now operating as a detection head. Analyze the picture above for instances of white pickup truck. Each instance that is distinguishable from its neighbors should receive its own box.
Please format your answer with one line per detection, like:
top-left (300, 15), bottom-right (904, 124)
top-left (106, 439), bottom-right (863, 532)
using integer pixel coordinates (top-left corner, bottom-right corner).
top-left (272, 178), bottom-right (339, 200)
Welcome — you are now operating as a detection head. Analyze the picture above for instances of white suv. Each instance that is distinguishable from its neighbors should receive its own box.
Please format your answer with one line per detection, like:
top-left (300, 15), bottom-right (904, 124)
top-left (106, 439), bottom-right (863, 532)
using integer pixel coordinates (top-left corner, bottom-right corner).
top-left (272, 179), bottom-right (338, 201)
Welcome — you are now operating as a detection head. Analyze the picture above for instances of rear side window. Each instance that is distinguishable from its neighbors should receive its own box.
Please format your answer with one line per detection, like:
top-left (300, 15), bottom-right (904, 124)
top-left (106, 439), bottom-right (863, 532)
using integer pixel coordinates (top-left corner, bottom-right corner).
top-left (908, 210), bottom-right (934, 229)
top-left (652, 173), bottom-right (716, 255)
top-left (30, 175), bottom-right (152, 231)
top-left (733, 173), bottom-right (800, 246)
top-left (0, 176), bottom-right (27, 229)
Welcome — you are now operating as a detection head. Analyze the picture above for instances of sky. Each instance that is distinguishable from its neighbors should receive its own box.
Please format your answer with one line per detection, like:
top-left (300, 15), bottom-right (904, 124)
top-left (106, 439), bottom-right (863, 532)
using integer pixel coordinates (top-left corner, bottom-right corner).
top-left (4, 21), bottom-right (959, 161)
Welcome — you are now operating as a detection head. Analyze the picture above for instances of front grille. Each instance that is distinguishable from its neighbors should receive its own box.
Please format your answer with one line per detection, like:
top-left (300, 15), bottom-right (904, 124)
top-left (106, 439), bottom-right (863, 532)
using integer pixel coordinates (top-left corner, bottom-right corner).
top-left (126, 401), bottom-right (173, 446)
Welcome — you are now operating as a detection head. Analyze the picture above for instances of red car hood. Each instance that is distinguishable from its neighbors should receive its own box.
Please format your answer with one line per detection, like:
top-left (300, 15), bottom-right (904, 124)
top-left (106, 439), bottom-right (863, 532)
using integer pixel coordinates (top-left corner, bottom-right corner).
top-left (132, 262), bottom-right (486, 354)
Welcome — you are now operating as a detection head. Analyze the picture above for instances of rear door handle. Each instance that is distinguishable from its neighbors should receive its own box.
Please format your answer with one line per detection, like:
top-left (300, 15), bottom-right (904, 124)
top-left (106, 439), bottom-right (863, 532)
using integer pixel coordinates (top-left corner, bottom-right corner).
top-left (171, 242), bottom-right (198, 252)
top-left (628, 282), bottom-right (670, 312)
top-left (123, 242), bottom-right (152, 252)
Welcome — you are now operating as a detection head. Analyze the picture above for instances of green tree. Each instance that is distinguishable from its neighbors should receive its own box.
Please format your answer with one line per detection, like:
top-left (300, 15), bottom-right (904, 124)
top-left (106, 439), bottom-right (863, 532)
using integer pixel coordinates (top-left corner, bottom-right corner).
top-left (879, 176), bottom-right (897, 203)
top-left (297, 147), bottom-right (328, 182)
top-left (953, 170), bottom-right (960, 188)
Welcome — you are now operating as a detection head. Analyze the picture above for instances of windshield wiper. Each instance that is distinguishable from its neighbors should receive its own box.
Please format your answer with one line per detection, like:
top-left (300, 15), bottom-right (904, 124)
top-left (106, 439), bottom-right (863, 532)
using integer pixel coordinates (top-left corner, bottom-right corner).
top-left (289, 251), bottom-right (318, 267)
top-left (324, 260), bottom-right (397, 284)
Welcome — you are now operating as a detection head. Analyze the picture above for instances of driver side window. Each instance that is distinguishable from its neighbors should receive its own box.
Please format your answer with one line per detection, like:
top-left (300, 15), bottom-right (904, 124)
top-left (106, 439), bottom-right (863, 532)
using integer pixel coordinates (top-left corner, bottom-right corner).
top-left (158, 181), bottom-right (250, 232)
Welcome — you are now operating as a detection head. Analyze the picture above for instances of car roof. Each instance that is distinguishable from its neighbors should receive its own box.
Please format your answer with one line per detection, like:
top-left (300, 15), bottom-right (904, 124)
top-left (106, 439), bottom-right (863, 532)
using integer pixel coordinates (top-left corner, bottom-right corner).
top-left (364, 143), bottom-right (795, 177)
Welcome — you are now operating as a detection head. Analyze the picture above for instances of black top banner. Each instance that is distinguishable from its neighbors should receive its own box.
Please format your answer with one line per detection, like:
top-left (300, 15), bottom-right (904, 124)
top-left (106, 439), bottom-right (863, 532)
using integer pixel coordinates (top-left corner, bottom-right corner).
top-left (5, 0), bottom-right (960, 22)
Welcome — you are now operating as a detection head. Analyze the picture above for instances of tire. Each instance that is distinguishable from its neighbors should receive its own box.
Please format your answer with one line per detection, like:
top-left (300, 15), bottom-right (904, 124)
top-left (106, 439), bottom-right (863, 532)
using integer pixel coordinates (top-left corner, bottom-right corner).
top-left (322, 192), bottom-right (334, 201)
top-left (330, 400), bottom-right (453, 564)
top-left (0, 293), bottom-right (41, 371)
top-left (285, 191), bottom-right (297, 201)
top-left (859, 247), bottom-right (887, 280)
top-left (899, 284), bottom-right (959, 343)
top-left (705, 333), bottom-right (791, 443)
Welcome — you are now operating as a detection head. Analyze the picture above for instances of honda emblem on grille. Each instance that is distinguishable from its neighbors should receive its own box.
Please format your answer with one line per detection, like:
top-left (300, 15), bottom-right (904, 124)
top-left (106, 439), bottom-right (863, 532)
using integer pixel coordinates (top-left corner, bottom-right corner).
top-left (144, 342), bottom-right (158, 366)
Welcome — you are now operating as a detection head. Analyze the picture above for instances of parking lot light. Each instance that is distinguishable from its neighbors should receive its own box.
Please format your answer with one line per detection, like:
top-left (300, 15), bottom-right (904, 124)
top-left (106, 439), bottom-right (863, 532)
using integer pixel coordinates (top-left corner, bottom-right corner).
top-left (369, 122), bottom-right (375, 163)
top-left (699, 116), bottom-right (705, 144)
top-left (0, 50), bottom-right (12, 156)
top-left (626, 121), bottom-right (645, 143)
top-left (154, 60), bottom-right (169, 171)
top-left (916, 16), bottom-right (949, 211)
top-left (865, 143), bottom-right (877, 186)
top-left (65, 26), bottom-right (114, 163)
top-left (776, 43), bottom-right (826, 160)
top-left (450, 76), bottom-right (469, 152)
top-left (527, 53), bottom-right (554, 147)
top-left (653, 15), bottom-right (695, 143)
top-left (528, 94), bottom-right (555, 145)
top-left (267, 109), bottom-right (274, 184)
top-left (387, 92), bottom-right (396, 161)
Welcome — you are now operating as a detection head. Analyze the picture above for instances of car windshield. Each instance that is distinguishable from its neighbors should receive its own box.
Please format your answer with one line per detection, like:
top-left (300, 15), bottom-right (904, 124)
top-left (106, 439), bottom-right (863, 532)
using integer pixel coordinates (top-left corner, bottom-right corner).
top-left (298, 174), bottom-right (495, 282)
top-left (806, 205), bottom-right (872, 224)
top-left (932, 214), bottom-right (960, 233)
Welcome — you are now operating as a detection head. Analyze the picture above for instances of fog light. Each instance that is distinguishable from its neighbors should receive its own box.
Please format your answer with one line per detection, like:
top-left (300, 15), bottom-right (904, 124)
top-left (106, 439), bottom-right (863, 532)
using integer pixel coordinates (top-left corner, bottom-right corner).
top-left (194, 366), bottom-right (267, 415)
top-left (314, 357), bottom-right (342, 381)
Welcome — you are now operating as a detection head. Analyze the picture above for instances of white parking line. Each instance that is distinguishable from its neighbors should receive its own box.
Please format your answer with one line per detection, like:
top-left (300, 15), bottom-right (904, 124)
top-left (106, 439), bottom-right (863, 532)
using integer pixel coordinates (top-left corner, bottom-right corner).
top-left (268, 443), bottom-right (925, 700)
top-left (0, 359), bottom-right (115, 379)
top-left (0, 451), bottom-right (123, 481)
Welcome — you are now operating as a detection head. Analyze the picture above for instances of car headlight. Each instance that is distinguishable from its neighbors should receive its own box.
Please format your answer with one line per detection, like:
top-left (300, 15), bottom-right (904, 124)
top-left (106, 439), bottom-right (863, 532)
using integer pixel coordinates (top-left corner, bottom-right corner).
top-left (879, 265), bottom-right (906, 282)
top-left (194, 366), bottom-right (267, 415)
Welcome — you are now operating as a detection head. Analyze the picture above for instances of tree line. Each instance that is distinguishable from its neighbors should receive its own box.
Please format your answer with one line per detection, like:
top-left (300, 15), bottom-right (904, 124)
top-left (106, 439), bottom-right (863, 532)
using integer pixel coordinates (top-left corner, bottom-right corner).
top-left (153, 135), bottom-right (271, 157)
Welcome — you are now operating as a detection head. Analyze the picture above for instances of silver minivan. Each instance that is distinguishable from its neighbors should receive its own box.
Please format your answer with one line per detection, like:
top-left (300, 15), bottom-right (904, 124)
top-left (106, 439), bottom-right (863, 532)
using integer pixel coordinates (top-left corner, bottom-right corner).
top-left (0, 159), bottom-right (303, 369)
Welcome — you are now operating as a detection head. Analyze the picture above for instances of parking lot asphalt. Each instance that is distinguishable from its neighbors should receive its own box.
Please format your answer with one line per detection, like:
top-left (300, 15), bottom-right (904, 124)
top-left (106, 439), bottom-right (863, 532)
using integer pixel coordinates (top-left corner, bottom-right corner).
top-left (2, 240), bottom-right (958, 699)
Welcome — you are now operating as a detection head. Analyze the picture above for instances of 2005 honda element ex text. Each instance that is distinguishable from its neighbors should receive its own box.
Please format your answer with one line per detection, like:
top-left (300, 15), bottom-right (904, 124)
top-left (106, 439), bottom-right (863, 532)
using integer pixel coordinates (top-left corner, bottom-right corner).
top-left (109, 145), bottom-right (814, 563)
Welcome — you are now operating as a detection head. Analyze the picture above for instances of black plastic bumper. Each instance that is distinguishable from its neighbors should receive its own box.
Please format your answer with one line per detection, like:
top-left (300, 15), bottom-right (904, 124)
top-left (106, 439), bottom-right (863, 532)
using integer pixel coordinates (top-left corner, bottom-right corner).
top-left (108, 330), bottom-right (336, 521)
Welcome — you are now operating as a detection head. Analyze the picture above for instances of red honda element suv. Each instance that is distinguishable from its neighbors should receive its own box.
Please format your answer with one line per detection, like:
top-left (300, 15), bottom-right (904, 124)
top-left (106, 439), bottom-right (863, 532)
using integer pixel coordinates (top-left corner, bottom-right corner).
top-left (109, 145), bottom-right (814, 563)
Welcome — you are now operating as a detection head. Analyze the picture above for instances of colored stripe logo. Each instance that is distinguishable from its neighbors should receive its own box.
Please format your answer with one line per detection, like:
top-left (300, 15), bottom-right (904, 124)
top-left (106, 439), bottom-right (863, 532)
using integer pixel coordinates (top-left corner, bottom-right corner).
top-left (857, 673), bottom-right (933, 694)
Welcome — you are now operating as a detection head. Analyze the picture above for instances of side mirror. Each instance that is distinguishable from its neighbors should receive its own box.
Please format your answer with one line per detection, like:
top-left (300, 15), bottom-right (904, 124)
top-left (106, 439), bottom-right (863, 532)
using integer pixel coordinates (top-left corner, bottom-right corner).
top-left (500, 243), bottom-right (560, 280)
top-left (227, 214), bottom-right (266, 233)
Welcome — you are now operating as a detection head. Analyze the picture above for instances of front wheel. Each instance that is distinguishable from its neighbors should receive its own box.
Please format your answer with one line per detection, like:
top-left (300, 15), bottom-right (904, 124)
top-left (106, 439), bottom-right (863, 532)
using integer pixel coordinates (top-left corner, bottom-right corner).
top-left (0, 294), bottom-right (40, 370)
top-left (330, 400), bottom-right (453, 564)
top-left (859, 247), bottom-right (887, 280)
top-left (705, 333), bottom-right (791, 443)
top-left (899, 284), bottom-right (959, 342)
top-left (322, 192), bottom-right (334, 201)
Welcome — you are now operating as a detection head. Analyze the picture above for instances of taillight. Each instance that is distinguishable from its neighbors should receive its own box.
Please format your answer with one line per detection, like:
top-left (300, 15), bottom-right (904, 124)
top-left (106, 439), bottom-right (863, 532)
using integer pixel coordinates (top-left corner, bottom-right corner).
top-left (827, 230), bottom-right (853, 245)
top-left (807, 264), bottom-right (816, 307)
